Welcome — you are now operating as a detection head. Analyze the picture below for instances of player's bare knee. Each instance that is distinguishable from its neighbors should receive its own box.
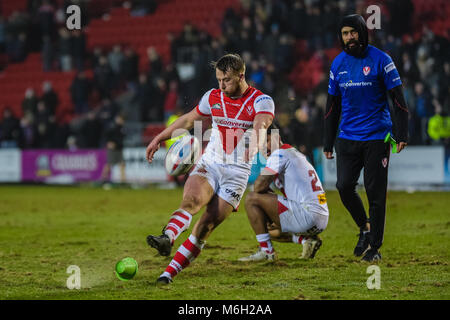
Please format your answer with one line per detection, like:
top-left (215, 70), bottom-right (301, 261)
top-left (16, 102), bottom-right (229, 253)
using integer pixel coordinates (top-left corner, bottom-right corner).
top-left (245, 191), bottom-right (259, 207)
top-left (181, 195), bottom-right (203, 214)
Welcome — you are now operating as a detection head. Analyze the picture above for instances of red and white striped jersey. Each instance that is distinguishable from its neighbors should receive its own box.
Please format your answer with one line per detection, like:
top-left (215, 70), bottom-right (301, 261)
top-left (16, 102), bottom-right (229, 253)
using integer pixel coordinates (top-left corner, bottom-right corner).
top-left (195, 86), bottom-right (274, 168)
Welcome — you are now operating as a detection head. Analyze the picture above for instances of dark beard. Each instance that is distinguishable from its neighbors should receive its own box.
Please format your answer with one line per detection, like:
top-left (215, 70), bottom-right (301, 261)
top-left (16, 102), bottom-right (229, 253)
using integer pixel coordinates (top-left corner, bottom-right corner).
top-left (344, 40), bottom-right (363, 56)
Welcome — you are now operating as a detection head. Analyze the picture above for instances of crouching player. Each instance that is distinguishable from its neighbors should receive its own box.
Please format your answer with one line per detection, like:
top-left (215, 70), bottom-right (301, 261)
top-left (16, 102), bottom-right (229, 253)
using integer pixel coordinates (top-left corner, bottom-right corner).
top-left (239, 125), bottom-right (329, 261)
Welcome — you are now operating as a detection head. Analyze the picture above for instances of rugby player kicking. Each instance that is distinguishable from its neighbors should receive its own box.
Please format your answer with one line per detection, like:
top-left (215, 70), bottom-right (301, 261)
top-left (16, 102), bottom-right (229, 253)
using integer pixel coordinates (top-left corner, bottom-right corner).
top-left (145, 53), bottom-right (275, 285)
top-left (239, 124), bottom-right (329, 261)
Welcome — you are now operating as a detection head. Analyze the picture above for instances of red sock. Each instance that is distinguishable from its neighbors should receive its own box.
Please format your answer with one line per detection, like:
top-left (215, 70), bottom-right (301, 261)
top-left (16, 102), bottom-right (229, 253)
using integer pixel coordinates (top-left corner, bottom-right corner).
top-left (164, 209), bottom-right (192, 244)
top-left (256, 233), bottom-right (274, 253)
top-left (292, 234), bottom-right (305, 244)
top-left (161, 234), bottom-right (204, 279)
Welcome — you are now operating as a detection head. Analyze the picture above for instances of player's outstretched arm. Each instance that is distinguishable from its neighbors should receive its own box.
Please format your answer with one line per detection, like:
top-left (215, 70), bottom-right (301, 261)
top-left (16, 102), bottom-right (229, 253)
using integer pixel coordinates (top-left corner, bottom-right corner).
top-left (323, 93), bottom-right (342, 159)
top-left (146, 108), bottom-right (209, 163)
top-left (388, 85), bottom-right (409, 153)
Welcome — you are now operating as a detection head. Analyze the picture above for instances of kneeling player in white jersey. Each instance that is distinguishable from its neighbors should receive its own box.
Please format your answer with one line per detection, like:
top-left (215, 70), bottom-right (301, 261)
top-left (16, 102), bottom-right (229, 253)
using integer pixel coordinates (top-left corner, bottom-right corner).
top-left (145, 54), bottom-right (275, 285)
top-left (239, 124), bottom-right (329, 261)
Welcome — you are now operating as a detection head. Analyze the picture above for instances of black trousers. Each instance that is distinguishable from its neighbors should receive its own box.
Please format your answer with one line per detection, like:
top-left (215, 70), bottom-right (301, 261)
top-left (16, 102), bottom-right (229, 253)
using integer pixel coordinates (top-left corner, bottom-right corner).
top-left (335, 138), bottom-right (390, 250)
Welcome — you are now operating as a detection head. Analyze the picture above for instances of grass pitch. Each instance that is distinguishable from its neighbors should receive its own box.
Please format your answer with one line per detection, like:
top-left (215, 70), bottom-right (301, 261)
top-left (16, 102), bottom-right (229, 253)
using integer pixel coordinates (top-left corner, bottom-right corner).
top-left (0, 185), bottom-right (448, 300)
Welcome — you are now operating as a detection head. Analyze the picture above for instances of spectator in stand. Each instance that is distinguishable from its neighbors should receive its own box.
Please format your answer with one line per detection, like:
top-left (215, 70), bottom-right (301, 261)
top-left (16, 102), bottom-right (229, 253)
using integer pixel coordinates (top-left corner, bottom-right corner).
top-left (306, 4), bottom-right (323, 51)
top-left (413, 82), bottom-right (433, 144)
top-left (71, 29), bottom-right (86, 71)
top-left (98, 98), bottom-right (119, 129)
top-left (274, 33), bottom-right (294, 73)
top-left (121, 47), bottom-right (139, 88)
top-left (322, 2), bottom-right (339, 48)
top-left (253, 20), bottom-right (267, 52)
top-left (66, 135), bottom-right (79, 151)
top-left (58, 28), bottom-right (72, 71)
top-left (173, 23), bottom-right (200, 63)
top-left (399, 52), bottom-right (420, 84)
top-left (248, 59), bottom-right (264, 88)
top-left (22, 88), bottom-right (39, 117)
top-left (7, 11), bottom-right (30, 39)
top-left (80, 111), bottom-right (102, 148)
top-left (149, 77), bottom-right (166, 122)
top-left (34, 100), bottom-right (56, 149)
top-left (19, 112), bottom-right (37, 148)
top-left (163, 80), bottom-right (179, 120)
top-left (91, 46), bottom-right (104, 69)
top-left (130, 0), bottom-right (158, 17)
top-left (161, 62), bottom-right (180, 85)
top-left (101, 114), bottom-right (126, 184)
top-left (427, 101), bottom-right (450, 146)
top-left (41, 81), bottom-right (59, 116)
top-left (6, 32), bottom-right (28, 62)
top-left (108, 44), bottom-right (125, 88)
top-left (134, 73), bottom-right (153, 122)
top-left (262, 23), bottom-right (280, 64)
top-left (237, 29), bottom-right (253, 54)
top-left (94, 55), bottom-right (114, 99)
top-left (0, 108), bottom-right (21, 148)
top-left (70, 71), bottom-right (91, 114)
top-left (37, 0), bottom-right (55, 37)
top-left (147, 46), bottom-right (163, 81)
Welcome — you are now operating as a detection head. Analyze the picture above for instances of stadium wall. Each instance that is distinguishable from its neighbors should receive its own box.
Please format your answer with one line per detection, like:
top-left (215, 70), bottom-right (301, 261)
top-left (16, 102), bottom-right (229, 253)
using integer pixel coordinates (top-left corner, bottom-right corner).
top-left (1, 146), bottom-right (449, 190)
top-left (317, 146), bottom-right (450, 191)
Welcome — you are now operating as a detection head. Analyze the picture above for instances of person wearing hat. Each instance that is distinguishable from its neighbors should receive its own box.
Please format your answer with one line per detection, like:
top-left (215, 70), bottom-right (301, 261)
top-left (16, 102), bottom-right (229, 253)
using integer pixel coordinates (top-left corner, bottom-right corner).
top-left (323, 14), bottom-right (409, 262)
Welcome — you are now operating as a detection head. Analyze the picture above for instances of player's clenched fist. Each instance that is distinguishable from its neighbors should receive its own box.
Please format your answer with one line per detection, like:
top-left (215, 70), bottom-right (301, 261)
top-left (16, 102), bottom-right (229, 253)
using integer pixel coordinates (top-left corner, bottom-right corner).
top-left (146, 139), bottom-right (160, 163)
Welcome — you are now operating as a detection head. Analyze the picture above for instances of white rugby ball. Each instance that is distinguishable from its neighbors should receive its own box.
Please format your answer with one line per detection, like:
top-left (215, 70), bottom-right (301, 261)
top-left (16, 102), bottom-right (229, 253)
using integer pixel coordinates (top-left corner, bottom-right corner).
top-left (165, 135), bottom-right (201, 176)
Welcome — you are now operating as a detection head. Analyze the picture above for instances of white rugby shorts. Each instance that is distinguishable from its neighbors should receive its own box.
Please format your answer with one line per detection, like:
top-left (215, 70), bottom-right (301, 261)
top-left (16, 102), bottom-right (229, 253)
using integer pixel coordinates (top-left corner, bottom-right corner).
top-left (190, 157), bottom-right (250, 210)
top-left (277, 196), bottom-right (328, 236)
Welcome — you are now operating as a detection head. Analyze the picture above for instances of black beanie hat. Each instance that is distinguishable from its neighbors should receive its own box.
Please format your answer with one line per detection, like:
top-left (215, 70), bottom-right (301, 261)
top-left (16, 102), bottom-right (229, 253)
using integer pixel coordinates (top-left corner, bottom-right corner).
top-left (338, 14), bottom-right (369, 56)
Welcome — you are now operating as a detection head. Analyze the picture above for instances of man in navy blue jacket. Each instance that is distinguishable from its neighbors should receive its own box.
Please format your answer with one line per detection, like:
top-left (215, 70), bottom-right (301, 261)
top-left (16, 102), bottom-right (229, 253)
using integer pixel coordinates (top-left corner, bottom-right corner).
top-left (323, 15), bottom-right (409, 262)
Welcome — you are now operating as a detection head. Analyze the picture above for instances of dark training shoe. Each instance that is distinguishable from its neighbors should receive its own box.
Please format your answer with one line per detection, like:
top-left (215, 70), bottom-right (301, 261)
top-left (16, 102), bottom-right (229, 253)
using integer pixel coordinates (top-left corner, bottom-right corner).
top-left (147, 233), bottom-right (172, 256)
top-left (156, 276), bottom-right (172, 286)
top-left (361, 248), bottom-right (382, 262)
top-left (354, 230), bottom-right (370, 257)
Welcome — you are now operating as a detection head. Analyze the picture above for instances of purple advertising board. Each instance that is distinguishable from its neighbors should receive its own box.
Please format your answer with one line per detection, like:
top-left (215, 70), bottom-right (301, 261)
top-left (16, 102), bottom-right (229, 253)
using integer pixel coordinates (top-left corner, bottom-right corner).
top-left (22, 150), bottom-right (107, 183)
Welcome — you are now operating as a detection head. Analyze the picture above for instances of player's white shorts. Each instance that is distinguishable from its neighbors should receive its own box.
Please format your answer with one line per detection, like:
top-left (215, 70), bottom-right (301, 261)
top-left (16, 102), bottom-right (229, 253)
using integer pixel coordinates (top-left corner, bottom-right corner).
top-left (190, 157), bottom-right (250, 210)
top-left (277, 196), bottom-right (328, 236)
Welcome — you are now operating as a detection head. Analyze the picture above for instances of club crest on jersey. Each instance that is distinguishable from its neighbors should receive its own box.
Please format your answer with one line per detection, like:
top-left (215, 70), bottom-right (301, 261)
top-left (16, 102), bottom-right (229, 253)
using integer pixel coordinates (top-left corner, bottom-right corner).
top-left (246, 105), bottom-right (254, 116)
top-left (363, 66), bottom-right (371, 76)
top-left (211, 103), bottom-right (222, 110)
top-left (382, 157), bottom-right (388, 168)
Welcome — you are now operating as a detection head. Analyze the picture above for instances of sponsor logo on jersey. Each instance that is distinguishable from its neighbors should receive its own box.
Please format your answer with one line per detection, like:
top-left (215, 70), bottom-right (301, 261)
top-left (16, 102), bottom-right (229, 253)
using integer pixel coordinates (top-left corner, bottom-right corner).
top-left (211, 103), bottom-right (222, 110)
top-left (254, 96), bottom-right (272, 104)
top-left (384, 62), bottom-right (396, 73)
top-left (225, 188), bottom-right (241, 201)
top-left (363, 66), bottom-right (371, 76)
top-left (338, 71), bottom-right (348, 75)
top-left (213, 117), bottom-right (253, 129)
top-left (225, 102), bottom-right (241, 106)
top-left (339, 80), bottom-right (373, 88)
top-left (317, 193), bottom-right (327, 205)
